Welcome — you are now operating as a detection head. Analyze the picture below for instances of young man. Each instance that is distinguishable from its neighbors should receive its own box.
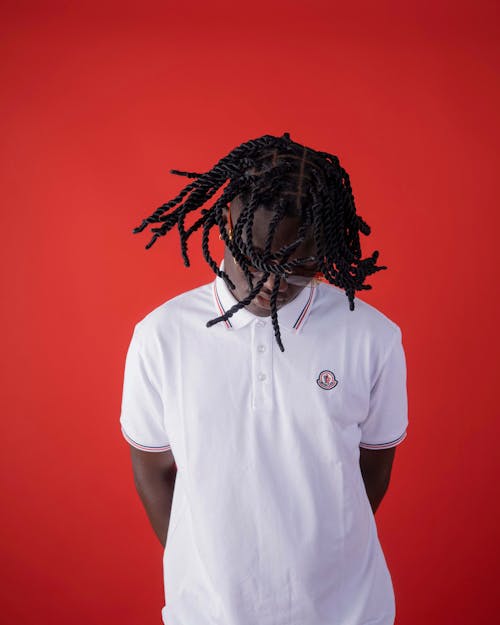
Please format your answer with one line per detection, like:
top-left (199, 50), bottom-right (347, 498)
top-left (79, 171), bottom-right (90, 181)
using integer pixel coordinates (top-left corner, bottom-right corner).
top-left (119, 132), bottom-right (409, 625)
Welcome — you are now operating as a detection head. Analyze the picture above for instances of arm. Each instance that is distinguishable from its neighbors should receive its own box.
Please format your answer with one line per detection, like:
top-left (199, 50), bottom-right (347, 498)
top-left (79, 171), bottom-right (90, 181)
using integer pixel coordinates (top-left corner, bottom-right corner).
top-left (129, 445), bottom-right (178, 548)
top-left (359, 446), bottom-right (396, 515)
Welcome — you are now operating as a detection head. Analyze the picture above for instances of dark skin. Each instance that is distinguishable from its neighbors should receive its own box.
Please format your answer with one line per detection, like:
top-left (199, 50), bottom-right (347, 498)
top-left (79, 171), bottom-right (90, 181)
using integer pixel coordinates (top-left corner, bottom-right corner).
top-left (129, 446), bottom-right (177, 547)
top-left (128, 197), bottom-right (398, 547)
top-left (359, 446), bottom-right (396, 514)
top-left (221, 196), bottom-right (318, 317)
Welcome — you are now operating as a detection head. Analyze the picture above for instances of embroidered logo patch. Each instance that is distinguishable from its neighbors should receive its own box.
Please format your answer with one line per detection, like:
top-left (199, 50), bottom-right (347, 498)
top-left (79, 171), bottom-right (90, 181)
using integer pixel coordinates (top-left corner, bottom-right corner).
top-left (316, 370), bottom-right (338, 390)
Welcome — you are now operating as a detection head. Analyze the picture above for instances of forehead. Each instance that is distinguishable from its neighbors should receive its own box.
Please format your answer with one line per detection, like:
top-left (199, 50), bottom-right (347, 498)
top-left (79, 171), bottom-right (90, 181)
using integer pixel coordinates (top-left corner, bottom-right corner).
top-left (229, 196), bottom-right (316, 256)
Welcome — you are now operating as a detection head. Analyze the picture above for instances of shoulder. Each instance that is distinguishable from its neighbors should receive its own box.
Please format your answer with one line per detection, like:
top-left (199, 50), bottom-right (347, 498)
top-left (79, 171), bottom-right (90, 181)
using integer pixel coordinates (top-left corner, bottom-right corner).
top-left (313, 282), bottom-right (402, 342)
top-left (133, 281), bottom-right (215, 344)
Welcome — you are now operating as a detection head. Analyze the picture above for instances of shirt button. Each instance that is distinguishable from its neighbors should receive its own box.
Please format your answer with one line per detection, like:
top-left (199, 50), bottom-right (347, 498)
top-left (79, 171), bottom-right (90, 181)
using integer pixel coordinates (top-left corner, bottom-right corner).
top-left (256, 320), bottom-right (266, 327)
top-left (257, 344), bottom-right (266, 353)
top-left (257, 373), bottom-right (267, 381)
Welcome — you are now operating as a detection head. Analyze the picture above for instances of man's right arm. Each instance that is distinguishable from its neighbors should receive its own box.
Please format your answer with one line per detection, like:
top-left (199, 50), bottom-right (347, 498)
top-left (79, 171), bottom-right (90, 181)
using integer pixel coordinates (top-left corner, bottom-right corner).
top-left (129, 446), bottom-right (177, 548)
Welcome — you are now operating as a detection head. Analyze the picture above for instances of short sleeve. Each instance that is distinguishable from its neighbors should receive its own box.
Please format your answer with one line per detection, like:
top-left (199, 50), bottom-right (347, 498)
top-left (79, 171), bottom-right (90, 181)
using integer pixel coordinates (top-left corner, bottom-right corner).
top-left (119, 324), bottom-right (171, 452)
top-left (359, 325), bottom-right (409, 449)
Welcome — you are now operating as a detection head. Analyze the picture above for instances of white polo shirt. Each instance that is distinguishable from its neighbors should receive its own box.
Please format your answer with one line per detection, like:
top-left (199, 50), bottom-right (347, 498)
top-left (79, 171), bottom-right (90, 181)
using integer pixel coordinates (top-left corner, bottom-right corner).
top-left (119, 265), bottom-right (409, 625)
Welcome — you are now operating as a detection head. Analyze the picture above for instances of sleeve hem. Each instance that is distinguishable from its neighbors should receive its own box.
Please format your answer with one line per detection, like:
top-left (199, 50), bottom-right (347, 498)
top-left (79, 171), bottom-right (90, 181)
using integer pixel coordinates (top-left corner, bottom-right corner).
top-left (359, 429), bottom-right (407, 449)
top-left (121, 426), bottom-right (171, 452)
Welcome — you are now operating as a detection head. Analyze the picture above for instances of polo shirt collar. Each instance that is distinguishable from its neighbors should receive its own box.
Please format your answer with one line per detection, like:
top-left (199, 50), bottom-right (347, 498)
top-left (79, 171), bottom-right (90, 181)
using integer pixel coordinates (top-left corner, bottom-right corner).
top-left (212, 259), bottom-right (317, 332)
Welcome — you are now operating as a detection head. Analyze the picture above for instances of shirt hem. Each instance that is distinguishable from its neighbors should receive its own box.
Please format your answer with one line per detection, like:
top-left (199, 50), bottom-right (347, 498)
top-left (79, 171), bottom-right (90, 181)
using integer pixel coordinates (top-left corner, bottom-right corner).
top-left (121, 426), bottom-right (172, 452)
top-left (359, 430), bottom-right (407, 449)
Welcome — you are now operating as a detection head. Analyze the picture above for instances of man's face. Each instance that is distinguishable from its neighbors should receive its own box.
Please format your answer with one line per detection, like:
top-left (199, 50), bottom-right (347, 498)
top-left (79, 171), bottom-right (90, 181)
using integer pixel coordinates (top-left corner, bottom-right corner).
top-left (222, 196), bottom-right (317, 317)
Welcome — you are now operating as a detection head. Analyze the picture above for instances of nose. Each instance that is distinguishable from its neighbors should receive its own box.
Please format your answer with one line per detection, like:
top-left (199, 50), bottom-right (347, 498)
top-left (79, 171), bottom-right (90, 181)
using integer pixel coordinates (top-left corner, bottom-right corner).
top-left (261, 272), bottom-right (288, 294)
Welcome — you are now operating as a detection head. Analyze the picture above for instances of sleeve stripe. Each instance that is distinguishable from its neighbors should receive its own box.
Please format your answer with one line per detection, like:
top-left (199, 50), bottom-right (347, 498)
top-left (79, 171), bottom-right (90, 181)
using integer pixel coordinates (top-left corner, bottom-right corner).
top-left (121, 427), bottom-right (171, 452)
top-left (359, 429), bottom-right (407, 449)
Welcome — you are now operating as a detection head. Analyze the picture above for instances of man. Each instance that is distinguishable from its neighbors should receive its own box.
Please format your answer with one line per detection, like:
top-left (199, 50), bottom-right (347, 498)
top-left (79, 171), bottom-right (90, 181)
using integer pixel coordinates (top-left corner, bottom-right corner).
top-left (119, 132), bottom-right (409, 625)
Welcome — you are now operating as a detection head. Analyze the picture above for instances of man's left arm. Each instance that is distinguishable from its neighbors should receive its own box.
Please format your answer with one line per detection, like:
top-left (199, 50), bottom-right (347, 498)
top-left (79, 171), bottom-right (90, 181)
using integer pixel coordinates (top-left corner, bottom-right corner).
top-left (359, 446), bottom-right (397, 515)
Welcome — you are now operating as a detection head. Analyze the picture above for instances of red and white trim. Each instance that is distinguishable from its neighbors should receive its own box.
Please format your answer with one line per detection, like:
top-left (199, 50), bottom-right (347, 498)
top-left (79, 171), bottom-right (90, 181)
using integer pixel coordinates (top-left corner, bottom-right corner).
top-left (121, 426), bottom-right (172, 452)
top-left (359, 429), bottom-right (407, 449)
top-left (292, 286), bottom-right (316, 330)
top-left (212, 282), bottom-right (232, 328)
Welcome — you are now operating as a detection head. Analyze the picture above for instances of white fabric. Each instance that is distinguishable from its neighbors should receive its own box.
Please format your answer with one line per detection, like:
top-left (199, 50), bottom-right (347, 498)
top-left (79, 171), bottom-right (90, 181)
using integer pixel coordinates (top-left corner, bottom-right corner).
top-left (119, 267), bottom-right (408, 625)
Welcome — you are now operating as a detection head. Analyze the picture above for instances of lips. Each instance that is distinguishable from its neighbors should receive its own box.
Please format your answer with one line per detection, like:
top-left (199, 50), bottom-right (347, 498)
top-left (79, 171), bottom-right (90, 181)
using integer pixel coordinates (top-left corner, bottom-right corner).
top-left (255, 294), bottom-right (286, 307)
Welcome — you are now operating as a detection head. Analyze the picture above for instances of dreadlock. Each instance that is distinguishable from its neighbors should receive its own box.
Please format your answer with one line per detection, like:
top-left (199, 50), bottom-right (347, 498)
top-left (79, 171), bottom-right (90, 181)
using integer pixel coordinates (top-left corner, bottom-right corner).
top-left (132, 132), bottom-right (387, 352)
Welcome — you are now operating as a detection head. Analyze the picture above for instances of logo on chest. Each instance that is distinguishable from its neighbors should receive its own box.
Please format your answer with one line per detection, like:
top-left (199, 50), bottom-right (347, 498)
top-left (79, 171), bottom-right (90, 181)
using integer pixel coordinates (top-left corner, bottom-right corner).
top-left (316, 369), bottom-right (339, 390)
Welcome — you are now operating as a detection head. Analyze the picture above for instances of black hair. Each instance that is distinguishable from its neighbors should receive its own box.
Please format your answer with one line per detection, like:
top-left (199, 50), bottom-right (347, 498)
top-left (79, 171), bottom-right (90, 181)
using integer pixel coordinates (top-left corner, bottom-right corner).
top-left (133, 132), bottom-right (387, 351)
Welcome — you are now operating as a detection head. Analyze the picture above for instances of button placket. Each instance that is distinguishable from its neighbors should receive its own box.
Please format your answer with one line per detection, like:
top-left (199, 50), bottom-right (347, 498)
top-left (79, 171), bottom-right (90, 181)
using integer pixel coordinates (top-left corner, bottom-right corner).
top-left (252, 319), bottom-right (273, 411)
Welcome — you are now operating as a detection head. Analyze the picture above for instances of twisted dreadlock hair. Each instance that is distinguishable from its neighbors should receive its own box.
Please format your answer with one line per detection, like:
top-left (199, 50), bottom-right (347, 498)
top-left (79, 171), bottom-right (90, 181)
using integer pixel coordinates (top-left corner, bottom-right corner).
top-left (133, 132), bottom-right (387, 351)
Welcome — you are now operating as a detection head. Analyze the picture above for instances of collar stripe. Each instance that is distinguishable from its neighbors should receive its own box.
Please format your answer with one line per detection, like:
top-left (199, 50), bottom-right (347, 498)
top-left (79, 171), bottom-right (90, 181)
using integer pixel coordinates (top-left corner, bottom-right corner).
top-left (213, 275), bottom-right (316, 331)
top-left (293, 286), bottom-right (316, 330)
top-left (213, 282), bottom-right (232, 328)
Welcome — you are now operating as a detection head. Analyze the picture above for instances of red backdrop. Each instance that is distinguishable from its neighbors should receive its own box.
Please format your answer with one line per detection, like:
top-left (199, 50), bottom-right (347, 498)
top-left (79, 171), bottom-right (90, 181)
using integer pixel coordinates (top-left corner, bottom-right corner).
top-left (1, 1), bottom-right (498, 623)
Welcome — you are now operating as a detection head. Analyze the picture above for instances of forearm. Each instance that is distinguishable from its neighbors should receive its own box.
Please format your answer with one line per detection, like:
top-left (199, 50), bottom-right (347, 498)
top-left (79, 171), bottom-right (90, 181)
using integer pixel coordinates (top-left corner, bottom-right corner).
top-left (360, 472), bottom-right (389, 515)
top-left (134, 468), bottom-right (177, 547)
top-left (359, 446), bottom-right (396, 515)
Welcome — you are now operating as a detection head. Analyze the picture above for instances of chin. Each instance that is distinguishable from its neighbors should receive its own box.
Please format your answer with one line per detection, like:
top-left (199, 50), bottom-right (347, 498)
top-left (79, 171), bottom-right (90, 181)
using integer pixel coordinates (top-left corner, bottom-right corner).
top-left (249, 307), bottom-right (273, 317)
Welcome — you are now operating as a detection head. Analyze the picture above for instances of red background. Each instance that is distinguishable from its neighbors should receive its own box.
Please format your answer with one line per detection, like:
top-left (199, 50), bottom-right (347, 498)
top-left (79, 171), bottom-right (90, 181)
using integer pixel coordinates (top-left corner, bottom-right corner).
top-left (1, 1), bottom-right (498, 623)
